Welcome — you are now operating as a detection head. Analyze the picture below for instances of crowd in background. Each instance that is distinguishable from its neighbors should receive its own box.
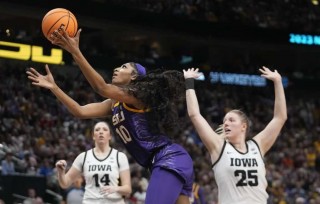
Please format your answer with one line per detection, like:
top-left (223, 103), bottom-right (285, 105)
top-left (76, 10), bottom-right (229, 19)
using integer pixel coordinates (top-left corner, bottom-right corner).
top-left (0, 1), bottom-right (320, 203)
top-left (105, 0), bottom-right (320, 32)
top-left (0, 57), bottom-right (319, 204)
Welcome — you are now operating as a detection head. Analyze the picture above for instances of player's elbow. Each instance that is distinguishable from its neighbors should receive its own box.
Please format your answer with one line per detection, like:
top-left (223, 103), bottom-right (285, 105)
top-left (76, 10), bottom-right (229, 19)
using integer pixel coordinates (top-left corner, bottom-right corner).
top-left (73, 114), bottom-right (88, 119)
top-left (123, 186), bottom-right (132, 197)
top-left (91, 81), bottom-right (108, 95)
top-left (73, 112), bottom-right (90, 119)
top-left (280, 112), bottom-right (288, 123)
top-left (59, 184), bottom-right (69, 189)
top-left (69, 108), bottom-right (89, 119)
top-left (68, 110), bottom-right (82, 118)
top-left (188, 112), bottom-right (200, 120)
top-left (91, 85), bottom-right (102, 94)
top-left (283, 114), bottom-right (288, 122)
top-left (59, 182), bottom-right (71, 189)
top-left (274, 115), bottom-right (287, 126)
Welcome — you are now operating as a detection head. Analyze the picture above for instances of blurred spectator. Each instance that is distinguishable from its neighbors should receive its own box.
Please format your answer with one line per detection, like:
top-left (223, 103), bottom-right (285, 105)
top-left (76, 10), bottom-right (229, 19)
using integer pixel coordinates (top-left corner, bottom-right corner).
top-left (315, 151), bottom-right (320, 172)
top-left (132, 183), bottom-right (146, 204)
top-left (23, 188), bottom-right (44, 204)
top-left (23, 152), bottom-right (38, 175)
top-left (38, 158), bottom-right (54, 177)
top-left (295, 196), bottom-right (306, 204)
top-left (305, 147), bottom-right (317, 169)
top-left (1, 151), bottom-right (15, 175)
top-left (65, 177), bottom-right (84, 204)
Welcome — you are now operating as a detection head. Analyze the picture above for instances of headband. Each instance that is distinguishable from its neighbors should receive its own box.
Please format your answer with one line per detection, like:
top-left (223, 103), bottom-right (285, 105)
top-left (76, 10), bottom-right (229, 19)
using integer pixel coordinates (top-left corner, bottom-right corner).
top-left (135, 63), bottom-right (146, 76)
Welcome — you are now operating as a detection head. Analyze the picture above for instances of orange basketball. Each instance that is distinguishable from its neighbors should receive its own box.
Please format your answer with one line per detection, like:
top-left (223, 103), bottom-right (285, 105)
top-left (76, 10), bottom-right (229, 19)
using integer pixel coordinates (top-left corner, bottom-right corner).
top-left (42, 8), bottom-right (78, 40)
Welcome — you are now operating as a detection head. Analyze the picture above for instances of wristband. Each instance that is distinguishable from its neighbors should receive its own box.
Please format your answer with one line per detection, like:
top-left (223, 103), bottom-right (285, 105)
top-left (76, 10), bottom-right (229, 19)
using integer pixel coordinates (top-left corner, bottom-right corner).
top-left (185, 78), bottom-right (195, 90)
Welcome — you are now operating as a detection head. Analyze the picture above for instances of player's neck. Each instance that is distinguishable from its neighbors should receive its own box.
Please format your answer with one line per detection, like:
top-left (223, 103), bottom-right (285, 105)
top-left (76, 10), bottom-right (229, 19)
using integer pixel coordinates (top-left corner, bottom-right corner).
top-left (228, 140), bottom-right (247, 153)
top-left (94, 146), bottom-right (111, 154)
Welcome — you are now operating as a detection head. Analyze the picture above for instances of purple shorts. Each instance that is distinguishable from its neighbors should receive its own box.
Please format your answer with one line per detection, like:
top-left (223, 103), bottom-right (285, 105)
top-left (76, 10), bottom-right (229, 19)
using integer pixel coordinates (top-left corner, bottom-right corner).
top-left (150, 143), bottom-right (194, 196)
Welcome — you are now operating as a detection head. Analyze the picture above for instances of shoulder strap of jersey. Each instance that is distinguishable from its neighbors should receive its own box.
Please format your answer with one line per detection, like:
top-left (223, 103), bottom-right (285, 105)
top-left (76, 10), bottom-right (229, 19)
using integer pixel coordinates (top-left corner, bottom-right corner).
top-left (81, 150), bottom-right (88, 172)
top-left (212, 140), bottom-right (227, 168)
top-left (116, 149), bottom-right (120, 169)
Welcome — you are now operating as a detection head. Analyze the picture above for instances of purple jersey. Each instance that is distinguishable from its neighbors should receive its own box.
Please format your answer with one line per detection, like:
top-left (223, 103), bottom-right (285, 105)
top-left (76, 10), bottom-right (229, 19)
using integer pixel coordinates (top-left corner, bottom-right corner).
top-left (112, 102), bottom-right (194, 197)
top-left (112, 102), bottom-right (172, 167)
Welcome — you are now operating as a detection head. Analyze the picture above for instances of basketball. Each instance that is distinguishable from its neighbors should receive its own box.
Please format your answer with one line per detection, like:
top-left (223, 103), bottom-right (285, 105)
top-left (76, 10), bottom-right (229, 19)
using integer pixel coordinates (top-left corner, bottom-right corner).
top-left (41, 8), bottom-right (78, 40)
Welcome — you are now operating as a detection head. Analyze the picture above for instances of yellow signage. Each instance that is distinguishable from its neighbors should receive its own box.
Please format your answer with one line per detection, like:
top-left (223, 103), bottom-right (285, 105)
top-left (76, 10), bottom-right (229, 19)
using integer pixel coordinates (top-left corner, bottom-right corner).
top-left (0, 41), bottom-right (63, 64)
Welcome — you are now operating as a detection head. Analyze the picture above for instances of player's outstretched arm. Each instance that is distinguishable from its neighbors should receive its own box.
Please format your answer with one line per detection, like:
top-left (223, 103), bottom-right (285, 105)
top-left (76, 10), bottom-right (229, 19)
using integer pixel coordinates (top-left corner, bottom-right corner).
top-left (183, 68), bottom-right (224, 162)
top-left (253, 66), bottom-right (287, 156)
top-left (50, 29), bottom-right (112, 97)
top-left (49, 28), bottom-right (139, 105)
top-left (26, 64), bottom-right (112, 118)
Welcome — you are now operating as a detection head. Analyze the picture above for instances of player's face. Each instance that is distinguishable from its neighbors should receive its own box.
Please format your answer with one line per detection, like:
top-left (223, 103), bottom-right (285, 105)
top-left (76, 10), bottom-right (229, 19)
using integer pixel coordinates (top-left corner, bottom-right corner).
top-left (112, 63), bottom-right (137, 85)
top-left (93, 122), bottom-right (112, 144)
top-left (223, 112), bottom-right (246, 139)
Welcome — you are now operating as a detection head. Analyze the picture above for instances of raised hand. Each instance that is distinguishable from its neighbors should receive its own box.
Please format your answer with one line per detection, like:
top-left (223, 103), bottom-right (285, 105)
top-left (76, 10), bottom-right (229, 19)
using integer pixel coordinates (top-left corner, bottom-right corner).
top-left (49, 27), bottom-right (82, 54)
top-left (259, 66), bottom-right (282, 83)
top-left (183, 68), bottom-right (201, 79)
top-left (55, 160), bottom-right (67, 173)
top-left (26, 64), bottom-right (56, 89)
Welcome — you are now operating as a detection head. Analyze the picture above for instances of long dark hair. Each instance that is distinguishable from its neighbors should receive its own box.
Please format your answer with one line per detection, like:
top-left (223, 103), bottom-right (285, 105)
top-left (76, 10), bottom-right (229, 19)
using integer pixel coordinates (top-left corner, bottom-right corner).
top-left (126, 68), bottom-right (185, 135)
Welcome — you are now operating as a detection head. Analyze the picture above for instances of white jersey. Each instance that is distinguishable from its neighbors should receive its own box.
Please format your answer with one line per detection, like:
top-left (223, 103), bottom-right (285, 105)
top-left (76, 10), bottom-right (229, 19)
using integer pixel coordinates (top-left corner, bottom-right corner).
top-left (73, 148), bottom-right (129, 204)
top-left (213, 140), bottom-right (268, 204)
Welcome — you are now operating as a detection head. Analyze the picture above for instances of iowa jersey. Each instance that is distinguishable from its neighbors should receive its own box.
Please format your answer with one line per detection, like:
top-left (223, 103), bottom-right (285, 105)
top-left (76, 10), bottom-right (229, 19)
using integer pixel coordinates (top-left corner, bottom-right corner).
top-left (73, 148), bottom-right (129, 203)
top-left (212, 140), bottom-right (268, 204)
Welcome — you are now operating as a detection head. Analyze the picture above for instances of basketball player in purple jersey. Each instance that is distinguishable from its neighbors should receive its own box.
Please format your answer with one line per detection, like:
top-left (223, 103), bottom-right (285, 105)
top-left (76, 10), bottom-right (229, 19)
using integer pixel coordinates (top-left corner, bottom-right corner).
top-left (27, 28), bottom-right (194, 204)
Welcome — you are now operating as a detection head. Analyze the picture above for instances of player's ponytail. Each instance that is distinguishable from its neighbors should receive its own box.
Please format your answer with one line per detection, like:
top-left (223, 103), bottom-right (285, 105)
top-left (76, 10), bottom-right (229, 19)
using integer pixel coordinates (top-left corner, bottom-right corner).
top-left (215, 124), bottom-right (224, 135)
top-left (126, 68), bottom-right (185, 135)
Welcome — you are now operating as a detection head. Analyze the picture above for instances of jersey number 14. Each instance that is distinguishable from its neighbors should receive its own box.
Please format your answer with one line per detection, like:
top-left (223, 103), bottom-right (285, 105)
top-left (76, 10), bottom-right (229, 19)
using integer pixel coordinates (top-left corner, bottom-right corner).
top-left (93, 173), bottom-right (110, 187)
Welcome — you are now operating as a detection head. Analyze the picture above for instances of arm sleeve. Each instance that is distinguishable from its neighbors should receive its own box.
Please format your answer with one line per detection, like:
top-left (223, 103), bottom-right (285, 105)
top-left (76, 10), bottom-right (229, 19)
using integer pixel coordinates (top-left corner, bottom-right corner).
top-left (118, 152), bottom-right (130, 171)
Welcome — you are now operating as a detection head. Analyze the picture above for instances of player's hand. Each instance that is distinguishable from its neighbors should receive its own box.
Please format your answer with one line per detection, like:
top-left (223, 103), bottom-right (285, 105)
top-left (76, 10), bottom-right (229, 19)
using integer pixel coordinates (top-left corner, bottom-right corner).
top-left (49, 27), bottom-right (81, 54)
top-left (100, 185), bottom-right (119, 196)
top-left (26, 64), bottom-right (56, 89)
top-left (259, 66), bottom-right (282, 83)
top-left (183, 68), bottom-right (201, 79)
top-left (55, 160), bottom-right (67, 172)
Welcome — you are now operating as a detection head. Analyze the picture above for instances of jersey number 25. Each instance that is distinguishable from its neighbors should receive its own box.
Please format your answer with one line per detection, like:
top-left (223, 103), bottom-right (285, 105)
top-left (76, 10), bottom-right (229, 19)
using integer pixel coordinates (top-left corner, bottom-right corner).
top-left (235, 170), bottom-right (258, 187)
